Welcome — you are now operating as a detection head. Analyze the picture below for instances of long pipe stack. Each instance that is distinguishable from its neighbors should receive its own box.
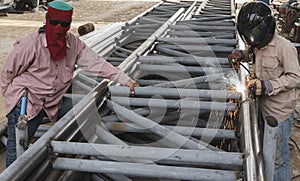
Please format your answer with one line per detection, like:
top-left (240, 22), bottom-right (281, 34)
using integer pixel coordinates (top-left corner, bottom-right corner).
top-left (0, 0), bottom-right (260, 180)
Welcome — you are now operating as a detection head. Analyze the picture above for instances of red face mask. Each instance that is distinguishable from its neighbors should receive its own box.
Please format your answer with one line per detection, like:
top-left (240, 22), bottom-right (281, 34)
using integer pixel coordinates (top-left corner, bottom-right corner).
top-left (46, 6), bottom-right (73, 61)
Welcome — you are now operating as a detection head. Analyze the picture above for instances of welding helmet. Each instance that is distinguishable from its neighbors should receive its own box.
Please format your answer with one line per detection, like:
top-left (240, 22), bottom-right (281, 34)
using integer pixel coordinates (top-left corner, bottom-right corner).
top-left (237, 1), bottom-right (276, 49)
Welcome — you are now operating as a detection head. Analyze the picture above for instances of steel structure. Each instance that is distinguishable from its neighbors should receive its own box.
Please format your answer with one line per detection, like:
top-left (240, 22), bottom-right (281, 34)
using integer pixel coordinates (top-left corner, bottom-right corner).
top-left (0, 0), bottom-right (268, 180)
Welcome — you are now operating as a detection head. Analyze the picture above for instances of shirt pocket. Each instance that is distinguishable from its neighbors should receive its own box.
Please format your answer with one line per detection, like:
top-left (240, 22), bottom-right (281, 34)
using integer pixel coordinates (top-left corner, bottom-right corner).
top-left (261, 57), bottom-right (282, 80)
top-left (61, 66), bottom-right (74, 83)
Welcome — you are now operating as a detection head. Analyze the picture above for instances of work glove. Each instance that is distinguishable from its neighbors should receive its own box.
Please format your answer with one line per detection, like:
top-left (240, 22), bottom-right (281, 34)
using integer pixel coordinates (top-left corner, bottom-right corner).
top-left (228, 49), bottom-right (252, 69)
top-left (228, 49), bottom-right (245, 69)
top-left (126, 79), bottom-right (139, 95)
top-left (247, 79), bottom-right (273, 97)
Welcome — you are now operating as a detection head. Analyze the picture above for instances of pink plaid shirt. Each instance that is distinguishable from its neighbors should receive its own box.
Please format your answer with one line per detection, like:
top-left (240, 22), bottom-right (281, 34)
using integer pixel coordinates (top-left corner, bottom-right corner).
top-left (1, 32), bottom-right (131, 121)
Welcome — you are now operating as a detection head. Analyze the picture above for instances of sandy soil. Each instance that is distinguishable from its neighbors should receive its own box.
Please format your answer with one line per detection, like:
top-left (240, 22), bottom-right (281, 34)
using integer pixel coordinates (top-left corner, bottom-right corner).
top-left (0, 0), bottom-right (158, 121)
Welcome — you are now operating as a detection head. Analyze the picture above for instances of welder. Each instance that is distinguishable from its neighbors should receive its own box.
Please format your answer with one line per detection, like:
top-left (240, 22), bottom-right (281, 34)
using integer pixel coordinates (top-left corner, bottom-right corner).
top-left (228, 2), bottom-right (300, 180)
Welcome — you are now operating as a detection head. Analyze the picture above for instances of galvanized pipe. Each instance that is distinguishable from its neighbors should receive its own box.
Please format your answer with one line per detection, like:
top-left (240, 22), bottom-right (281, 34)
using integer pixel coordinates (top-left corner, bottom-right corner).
top-left (167, 31), bottom-right (235, 39)
top-left (156, 44), bottom-right (234, 53)
top-left (250, 101), bottom-right (265, 181)
top-left (51, 141), bottom-right (243, 168)
top-left (150, 73), bottom-right (226, 88)
top-left (105, 122), bottom-right (236, 139)
top-left (138, 56), bottom-right (229, 65)
top-left (157, 37), bottom-right (237, 46)
top-left (240, 62), bottom-right (258, 181)
top-left (106, 100), bottom-right (211, 150)
top-left (109, 86), bottom-right (240, 99)
top-left (139, 64), bottom-right (233, 74)
top-left (52, 158), bottom-right (239, 181)
top-left (118, 8), bottom-right (185, 73)
top-left (170, 24), bottom-right (236, 31)
top-left (110, 97), bottom-right (236, 111)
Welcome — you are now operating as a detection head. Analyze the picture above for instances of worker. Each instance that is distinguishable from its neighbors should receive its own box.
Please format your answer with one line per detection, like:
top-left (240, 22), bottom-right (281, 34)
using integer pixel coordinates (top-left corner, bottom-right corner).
top-left (229, 2), bottom-right (300, 180)
top-left (1, 0), bottom-right (139, 167)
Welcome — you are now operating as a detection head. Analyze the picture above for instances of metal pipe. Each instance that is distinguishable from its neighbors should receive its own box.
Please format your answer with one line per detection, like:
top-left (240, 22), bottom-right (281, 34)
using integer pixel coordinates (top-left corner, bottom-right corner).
top-left (53, 158), bottom-right (238, 181)
top-left (102, 108), bottom-right (151, 122)
top-left (250, 101), bottom-right (265, 181)
top-left (167, 31), bottom-right (235, 39)
top-left (51, 141), bottom-right (243, 168)
top-left (148, 73), bottom-right (225, 88)
top-left (118, 8), bottom-right (186, 73)
top-left (105, 122), bottom-right (236, 139)
top-left (156, 44), bottom-right (234, 53)
top-left (109, 86), bottom-right (240, 99)
top-left (138, 56), bottom-right (229, 65)
top-left (157, 37), bottom-right (237, 46)
top-left (110, 97), bottom-right (236, 111)
top-left (106, 100), bottom-right (211, 150)
top-left (239, 61), bottom-right (258, 180)
top-left (170, 24), bottom-right (236, 31)
top-left (263, 116), bottom-right (278, 181)
top-left (139, 64), bottom-right (233, 74)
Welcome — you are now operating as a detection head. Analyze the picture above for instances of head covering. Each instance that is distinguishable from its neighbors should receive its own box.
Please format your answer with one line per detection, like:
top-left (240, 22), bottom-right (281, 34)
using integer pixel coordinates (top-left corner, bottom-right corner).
top-left (46, 0), bottom-right (73, 61)
top-left (237, 1), bottom-right (275, 49)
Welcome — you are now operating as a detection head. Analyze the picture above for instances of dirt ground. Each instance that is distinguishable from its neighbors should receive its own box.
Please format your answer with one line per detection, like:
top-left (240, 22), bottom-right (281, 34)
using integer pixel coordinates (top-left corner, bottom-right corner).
top-left (0, 0), bottom-right (158, 122)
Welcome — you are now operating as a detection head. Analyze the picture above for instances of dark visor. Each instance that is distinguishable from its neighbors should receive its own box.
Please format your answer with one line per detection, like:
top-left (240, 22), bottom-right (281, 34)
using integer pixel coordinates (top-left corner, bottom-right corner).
top-left (243, 20), bottom-right (268, 46)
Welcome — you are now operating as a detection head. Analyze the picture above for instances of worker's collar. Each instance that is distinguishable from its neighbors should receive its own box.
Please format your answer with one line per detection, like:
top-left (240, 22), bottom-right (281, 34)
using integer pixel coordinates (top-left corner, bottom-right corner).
top-left (42, 33), bottom-right (71, 48)
top-left (256, 32), bottom-right (277, 50)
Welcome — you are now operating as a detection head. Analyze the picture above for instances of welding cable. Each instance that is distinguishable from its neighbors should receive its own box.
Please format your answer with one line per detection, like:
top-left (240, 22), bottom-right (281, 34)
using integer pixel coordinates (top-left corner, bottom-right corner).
top-left (239, 63), bottom-right (251, 75)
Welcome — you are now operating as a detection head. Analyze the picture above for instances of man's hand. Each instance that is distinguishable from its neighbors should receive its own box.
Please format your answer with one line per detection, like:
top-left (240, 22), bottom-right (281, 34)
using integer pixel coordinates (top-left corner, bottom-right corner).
top-left (247, 79), bottom-right (273, 96)
top-left (228, 49), bottom-right (252, 69)
top-left (126, 79), bottom-right (139, 95)
top-left (228, 49), bottom-right (245, 69)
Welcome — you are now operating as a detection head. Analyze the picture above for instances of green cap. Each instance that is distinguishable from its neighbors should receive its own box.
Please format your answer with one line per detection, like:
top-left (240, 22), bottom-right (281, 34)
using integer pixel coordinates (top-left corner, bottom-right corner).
top-left (48, 0), bottom-right (73, 11)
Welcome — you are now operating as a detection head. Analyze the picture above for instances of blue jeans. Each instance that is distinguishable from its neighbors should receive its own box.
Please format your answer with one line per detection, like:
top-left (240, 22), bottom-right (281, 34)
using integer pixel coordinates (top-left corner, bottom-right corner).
top-left (274, 113), bottom-right (293, 181)
top-left (6, 96), bottom-right (76, 167)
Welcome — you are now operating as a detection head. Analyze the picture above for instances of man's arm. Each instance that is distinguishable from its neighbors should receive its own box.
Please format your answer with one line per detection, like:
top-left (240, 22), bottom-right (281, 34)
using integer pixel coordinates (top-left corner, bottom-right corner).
top-left (1, 39), bottom-right (34, 95)
top-left (269, 41), bottom-right (300, 95)
top-left (75, 40), bottom-right (138, 86)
